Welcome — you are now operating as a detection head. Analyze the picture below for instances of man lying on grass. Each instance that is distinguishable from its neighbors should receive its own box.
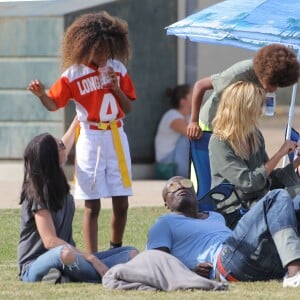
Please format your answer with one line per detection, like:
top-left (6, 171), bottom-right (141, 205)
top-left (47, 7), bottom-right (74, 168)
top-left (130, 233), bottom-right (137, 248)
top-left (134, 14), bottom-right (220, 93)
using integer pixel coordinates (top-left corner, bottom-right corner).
top-left (147, 176), bottom-right (300, 287)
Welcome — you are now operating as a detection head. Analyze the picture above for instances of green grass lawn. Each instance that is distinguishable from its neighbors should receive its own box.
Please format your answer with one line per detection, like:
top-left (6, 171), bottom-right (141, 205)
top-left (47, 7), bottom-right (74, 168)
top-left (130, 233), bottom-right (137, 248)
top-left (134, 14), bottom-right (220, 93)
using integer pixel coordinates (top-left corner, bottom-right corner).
top-left (0, 207), bottom-right (299, 299)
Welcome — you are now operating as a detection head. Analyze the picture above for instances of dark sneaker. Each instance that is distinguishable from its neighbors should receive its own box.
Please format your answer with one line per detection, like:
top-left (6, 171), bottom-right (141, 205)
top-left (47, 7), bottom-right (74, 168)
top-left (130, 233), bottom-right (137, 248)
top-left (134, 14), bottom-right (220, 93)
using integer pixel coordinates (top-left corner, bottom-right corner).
top-left (60, 275), bottom-right (71, 283)
top-left (42, 268), bottom-right (62, 284)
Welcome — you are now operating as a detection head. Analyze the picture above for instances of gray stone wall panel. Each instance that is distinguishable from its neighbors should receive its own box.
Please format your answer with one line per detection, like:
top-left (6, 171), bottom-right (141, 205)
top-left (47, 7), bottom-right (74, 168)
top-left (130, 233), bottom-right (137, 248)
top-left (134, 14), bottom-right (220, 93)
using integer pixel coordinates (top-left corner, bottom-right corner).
top-left (0, 123), bottom-right (63, 158)
top-left (0, 17), bottom-right (63, 56)
top-left (0, 58), bottom-right (60, 89)
top-left (0, 91), bottom-right (63, 121)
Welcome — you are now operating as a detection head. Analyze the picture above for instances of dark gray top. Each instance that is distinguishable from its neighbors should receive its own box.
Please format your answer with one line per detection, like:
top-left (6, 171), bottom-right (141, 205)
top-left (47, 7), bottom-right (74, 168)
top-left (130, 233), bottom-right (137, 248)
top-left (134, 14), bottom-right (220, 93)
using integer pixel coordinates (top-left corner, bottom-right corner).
top-left (17, 194), bottom-right (76, 276)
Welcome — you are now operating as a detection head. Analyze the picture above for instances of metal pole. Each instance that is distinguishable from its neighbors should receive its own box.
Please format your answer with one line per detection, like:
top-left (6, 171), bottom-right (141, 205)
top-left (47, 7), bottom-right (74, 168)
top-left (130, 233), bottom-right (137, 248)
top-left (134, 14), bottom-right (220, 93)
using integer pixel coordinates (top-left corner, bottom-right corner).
top-left (282, 50), bottom-right (300, 166)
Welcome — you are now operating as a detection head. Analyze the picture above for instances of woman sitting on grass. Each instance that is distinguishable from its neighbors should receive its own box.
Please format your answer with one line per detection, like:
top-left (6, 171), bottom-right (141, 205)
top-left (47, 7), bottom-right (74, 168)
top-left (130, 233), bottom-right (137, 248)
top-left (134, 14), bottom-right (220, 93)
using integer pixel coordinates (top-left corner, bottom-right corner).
top-left (17, 118), bottom-right (138, 283)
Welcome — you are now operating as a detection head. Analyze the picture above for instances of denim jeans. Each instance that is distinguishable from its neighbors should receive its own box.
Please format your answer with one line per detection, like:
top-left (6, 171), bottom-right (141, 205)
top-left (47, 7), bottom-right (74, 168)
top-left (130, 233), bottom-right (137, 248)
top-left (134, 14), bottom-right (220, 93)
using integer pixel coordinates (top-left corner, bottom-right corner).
top-left (21, 246), bottom-right (137, 283)
top-left (219, 189), bottom-right (300, 281)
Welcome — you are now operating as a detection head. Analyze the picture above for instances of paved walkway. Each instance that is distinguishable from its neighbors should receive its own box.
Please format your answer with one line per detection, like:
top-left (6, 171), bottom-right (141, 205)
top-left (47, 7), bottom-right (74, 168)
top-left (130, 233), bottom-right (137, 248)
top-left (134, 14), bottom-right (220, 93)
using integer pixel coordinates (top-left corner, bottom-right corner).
top-left (1, 107), bottom-right (299, 210)
top-left (0, 163), bottom-right (165, 209)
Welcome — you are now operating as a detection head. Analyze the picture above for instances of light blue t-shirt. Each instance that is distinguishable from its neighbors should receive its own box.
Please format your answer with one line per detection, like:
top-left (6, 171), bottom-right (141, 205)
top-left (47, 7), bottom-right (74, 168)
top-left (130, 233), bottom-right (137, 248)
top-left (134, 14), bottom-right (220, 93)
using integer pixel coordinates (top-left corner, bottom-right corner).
top-left (146, 212), bottom-right (232, 279)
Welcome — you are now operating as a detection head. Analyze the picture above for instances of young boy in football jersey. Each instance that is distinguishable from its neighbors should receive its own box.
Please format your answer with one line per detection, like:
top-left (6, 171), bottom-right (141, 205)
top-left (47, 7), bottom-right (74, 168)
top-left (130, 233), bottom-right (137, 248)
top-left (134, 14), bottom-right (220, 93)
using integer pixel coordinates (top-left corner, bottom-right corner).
top-left (27, 12), bottom-right (136, 253)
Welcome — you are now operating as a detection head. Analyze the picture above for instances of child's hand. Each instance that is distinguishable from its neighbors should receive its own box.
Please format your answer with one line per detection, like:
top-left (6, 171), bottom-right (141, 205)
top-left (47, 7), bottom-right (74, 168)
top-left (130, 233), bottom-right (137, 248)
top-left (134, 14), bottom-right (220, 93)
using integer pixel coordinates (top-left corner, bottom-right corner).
top-left (27, 79), bottom-right (46, 97)
top-left (187, 122), bottom-right (203, 140)
top-left (107, 67), bottom-right (118, 90)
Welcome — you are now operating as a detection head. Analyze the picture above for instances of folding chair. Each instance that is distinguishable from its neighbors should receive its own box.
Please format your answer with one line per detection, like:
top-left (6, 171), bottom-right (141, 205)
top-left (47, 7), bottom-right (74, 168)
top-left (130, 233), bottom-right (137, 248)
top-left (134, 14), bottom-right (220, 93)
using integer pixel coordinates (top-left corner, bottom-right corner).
top-left (190, 132), bottom-right (234, 211)
top-left (190, 132), bottom-right (212, 200)
top-left (199, 182), bottom-right (235, 211)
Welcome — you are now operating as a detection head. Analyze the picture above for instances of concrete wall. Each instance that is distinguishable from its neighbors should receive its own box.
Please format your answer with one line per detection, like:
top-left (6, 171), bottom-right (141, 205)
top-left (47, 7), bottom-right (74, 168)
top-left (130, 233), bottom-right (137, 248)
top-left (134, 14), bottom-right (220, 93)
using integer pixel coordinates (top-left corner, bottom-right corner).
top-left (1, 0), bottom-right (298, 178)
top-left (0, 16), bottom-right (64, 158)
top-left (0, 1), bottom-right (178, 167)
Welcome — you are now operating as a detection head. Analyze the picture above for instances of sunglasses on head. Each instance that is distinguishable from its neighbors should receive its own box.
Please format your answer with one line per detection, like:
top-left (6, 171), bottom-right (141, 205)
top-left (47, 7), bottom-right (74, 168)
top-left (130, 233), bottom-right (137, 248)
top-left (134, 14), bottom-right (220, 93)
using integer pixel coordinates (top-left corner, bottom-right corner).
top-left (166, 179), bottom-right (193, 194)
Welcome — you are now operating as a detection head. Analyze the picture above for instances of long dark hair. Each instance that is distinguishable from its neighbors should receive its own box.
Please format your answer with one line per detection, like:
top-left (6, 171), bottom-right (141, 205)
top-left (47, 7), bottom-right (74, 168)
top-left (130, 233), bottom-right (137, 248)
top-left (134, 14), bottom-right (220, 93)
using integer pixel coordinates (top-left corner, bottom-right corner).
top-left (20, 133), bottom-right (70, 212)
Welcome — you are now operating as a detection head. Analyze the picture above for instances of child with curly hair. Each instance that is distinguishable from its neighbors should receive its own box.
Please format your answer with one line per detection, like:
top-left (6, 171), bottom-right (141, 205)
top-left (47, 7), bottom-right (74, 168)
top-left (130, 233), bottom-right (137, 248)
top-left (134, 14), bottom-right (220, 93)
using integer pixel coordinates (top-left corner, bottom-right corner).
top-left (28, 11), bottom-right (136, 253)
top-left (187, 44), bottom-right (300, 140)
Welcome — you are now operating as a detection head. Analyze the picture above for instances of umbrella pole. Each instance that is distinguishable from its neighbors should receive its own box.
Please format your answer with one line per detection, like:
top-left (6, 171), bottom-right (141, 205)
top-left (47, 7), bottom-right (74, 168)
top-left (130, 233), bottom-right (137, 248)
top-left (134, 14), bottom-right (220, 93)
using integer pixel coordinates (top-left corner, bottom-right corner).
top-left (282, 50), bottom-right (300, 167)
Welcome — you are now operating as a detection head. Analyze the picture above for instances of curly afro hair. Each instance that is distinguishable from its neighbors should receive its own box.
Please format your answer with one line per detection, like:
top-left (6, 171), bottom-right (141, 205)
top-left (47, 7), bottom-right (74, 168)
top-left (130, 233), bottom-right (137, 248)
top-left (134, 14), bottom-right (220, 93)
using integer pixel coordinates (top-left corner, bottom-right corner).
top-left (61, 11), bottom-right (131, 70)
top-left (253, 44), bottom-right (299, 88)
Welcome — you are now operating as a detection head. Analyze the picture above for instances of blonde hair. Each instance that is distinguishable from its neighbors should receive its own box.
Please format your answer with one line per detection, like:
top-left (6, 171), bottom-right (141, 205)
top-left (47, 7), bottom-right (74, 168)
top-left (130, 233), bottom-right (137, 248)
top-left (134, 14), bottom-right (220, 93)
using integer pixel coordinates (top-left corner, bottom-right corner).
top-left (212, 81), bottom-right (266, 160)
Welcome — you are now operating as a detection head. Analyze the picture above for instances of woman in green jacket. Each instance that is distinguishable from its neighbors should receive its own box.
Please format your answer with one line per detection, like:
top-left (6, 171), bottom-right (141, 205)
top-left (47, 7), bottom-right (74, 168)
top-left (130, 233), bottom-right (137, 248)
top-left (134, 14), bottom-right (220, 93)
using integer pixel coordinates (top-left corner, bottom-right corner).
top-left (209, 81), bottom-right (300, 229)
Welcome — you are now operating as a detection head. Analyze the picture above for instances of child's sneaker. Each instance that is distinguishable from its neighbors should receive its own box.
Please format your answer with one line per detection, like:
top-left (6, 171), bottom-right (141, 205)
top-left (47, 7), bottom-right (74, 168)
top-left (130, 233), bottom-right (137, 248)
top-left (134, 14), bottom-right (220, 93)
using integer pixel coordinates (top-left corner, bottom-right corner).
top-left (283, 271), bottom-right (300, 287)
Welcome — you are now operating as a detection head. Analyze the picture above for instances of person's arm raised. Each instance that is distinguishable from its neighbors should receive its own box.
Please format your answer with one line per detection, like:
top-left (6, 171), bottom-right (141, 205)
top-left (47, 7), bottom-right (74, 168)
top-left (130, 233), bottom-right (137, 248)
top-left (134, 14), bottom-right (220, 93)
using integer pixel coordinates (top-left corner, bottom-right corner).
top-left (187, 76), bottom-right (213, 140)
top-left (61, 116), bottom-right (79, 157)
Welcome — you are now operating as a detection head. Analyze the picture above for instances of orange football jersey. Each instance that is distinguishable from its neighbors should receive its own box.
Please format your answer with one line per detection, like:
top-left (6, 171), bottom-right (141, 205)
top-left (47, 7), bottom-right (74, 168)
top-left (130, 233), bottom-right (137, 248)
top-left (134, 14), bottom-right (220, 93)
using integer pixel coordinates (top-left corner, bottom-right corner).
top-left (48, 59), bottom-right (136, 123)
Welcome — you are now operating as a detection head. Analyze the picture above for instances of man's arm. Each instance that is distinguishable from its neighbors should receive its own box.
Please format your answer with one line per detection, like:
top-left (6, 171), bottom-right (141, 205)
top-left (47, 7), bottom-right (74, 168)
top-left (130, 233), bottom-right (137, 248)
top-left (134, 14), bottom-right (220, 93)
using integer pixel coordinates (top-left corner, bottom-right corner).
top-left (194, 262), bottom-right (213, 278)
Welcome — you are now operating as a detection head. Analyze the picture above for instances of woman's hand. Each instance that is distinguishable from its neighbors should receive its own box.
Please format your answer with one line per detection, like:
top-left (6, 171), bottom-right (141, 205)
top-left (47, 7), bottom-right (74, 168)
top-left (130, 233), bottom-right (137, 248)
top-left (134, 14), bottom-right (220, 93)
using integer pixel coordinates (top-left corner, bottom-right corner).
top-left (84, 254), bottom-right (109, 277)
top-left (187, 122), bottom-right (203, 140)
top-left (266, 140), bottom-right (298, 175)
top-left (277, 140), bottom-right (298, 157)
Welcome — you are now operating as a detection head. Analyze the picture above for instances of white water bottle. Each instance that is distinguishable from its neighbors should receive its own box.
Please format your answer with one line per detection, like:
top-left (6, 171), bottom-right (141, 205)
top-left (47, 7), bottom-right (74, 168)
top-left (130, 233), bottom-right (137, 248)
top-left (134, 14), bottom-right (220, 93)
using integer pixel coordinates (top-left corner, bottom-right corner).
top-left (264, 92), bottom-right (276, 116)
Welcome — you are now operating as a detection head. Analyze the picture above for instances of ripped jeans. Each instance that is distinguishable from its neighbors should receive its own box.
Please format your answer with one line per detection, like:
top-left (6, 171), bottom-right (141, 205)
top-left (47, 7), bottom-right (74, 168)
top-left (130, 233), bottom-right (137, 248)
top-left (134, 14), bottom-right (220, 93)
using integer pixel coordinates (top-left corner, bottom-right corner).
top-left (21, 245), bottom-right (137, 283)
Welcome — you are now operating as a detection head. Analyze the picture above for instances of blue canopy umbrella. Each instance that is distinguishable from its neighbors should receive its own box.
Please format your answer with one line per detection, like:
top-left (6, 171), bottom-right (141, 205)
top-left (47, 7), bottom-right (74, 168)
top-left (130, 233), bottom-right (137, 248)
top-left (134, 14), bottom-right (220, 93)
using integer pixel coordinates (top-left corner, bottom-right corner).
top-left (167, 0), bottom-right (300, 51)
top-left (166, 0), bottom-right (300, 164)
